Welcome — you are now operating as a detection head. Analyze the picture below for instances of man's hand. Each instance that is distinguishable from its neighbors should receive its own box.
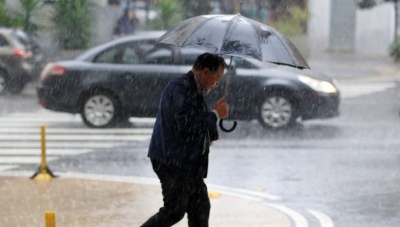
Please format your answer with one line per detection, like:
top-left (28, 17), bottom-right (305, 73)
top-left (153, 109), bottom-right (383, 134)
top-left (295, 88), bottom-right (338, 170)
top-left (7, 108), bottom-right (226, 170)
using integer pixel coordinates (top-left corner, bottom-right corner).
top-left (214, 96), bottom-right (229, 119)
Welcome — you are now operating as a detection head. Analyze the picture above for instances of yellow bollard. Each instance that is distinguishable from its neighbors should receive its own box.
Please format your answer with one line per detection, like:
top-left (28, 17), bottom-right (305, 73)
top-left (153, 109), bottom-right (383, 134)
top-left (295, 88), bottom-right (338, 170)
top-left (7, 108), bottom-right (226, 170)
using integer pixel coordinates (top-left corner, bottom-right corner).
top-left (31, 125), bottom-right (57, 180)
top-left (45, 211), bottom-right (56, 227)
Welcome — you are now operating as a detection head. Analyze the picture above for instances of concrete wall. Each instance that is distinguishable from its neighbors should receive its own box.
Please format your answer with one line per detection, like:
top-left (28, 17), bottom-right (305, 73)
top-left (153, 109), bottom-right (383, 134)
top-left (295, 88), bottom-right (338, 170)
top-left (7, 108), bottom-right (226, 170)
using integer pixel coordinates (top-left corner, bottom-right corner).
top-left (308, 0), bottom-right (331, 56)
top-left (356, 3), bottom-right (394, 56)
top-left (329, 0), bottom-right (356, 51)
top-left (308, 0), bottom-right (395, 56)
top-left (92, 6), bottom-right (121, 45)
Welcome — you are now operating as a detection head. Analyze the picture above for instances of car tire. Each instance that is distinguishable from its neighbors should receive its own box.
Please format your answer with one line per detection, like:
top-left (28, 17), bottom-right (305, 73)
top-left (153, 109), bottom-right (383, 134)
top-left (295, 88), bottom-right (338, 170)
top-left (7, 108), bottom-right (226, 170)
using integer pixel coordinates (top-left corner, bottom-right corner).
top-left (0, 70), bottom-right (26, 95)
top-left (7, 80), bottom-right (26, 94)
top-left (0, 70), bottom-right (6, 95)
top-left (258, 92), bottom-right (298, 130)
top-left (81, 92), bottom-right (122, 128)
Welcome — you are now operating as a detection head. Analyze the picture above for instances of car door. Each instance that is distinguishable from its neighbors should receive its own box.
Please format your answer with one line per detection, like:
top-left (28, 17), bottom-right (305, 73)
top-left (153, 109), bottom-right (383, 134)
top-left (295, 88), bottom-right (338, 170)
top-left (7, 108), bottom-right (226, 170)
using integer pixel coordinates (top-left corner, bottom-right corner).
top-left (204, 57), bottom-right (261, 119)
top-left (92, 40), bottom-right (187, 117)
top-left (131, 45), bottom-right (187, 116)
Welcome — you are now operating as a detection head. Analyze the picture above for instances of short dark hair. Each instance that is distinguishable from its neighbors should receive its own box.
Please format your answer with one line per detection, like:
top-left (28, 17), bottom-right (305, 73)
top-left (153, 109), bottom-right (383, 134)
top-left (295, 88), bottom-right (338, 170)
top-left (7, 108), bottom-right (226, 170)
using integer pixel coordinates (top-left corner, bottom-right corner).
top-left (193, 53), bottom-right (226, 73)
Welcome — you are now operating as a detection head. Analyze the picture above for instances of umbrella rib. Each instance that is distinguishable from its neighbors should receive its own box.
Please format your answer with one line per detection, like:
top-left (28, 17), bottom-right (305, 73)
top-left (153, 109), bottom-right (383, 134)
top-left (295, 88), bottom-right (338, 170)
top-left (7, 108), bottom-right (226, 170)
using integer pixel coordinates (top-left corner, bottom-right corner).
top-left (181, 15), bottom-right (224, 52)
top-left (250, 20), bottom-right (263, 60)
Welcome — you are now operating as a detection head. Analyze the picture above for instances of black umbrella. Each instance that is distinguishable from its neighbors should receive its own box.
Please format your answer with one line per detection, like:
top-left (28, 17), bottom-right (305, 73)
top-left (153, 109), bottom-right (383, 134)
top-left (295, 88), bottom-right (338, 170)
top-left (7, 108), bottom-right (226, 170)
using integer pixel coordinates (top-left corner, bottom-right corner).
top-left (157, 14), bottom-right (309, 132)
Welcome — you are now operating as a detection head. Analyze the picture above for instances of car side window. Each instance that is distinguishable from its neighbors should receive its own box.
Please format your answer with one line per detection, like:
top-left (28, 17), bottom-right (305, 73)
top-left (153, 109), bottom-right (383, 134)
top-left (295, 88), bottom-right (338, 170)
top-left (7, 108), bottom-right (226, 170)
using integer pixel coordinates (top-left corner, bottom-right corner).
top-left (142, 48), bottom-right (173, 65)
top-left (233, 58), bottom-right (257, 69)
top-left (0, 35), bottom-right (9, 47)
top-left (181, 54), bottom-right (199, 65)
top-left (94, 41), bottom-right (157, 64)
top-left (94, 48), bottom-right (117, 63)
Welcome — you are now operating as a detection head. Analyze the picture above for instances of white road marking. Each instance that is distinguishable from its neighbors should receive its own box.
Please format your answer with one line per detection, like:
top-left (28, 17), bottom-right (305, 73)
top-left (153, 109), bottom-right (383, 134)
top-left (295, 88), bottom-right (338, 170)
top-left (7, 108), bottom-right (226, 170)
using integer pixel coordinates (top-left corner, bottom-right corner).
top-left (265, 203), bottom-right (309, 227)
top-left (339, 82), bottom-right (396, 98)
top-left (0, 165), bottom-right (19, 171)
top-left (0, 156), bottom-right (57, 164)
top-left (0, 134), bottom-right (151, 141)
top-left (0, 128), bottom-right (153, 134)
top-left (0, 149), bottom-right (92, 155)
top-left (308, 209), bottom-right (335, 227)
top-left (0, 141), bottom-right (117, 148)
top-left (0, 110), bottom-right (153, 172)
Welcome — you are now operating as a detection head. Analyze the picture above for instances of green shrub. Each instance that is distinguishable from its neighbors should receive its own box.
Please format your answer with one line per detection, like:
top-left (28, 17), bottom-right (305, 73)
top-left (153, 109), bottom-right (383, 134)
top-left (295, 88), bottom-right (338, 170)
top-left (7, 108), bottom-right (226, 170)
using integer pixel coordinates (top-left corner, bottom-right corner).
top-left (53, 0), bottom-right (93, 50)
top-left (271, 6), bottom-right (309, 36)
top-left (0, 3), bottom-right (23, 28)
top-left (389, 38), bottom-right (400, 61)
top-left (151, 0), bottom-right (182, 30)
top-left (18, 0), bottom-right (42, 35)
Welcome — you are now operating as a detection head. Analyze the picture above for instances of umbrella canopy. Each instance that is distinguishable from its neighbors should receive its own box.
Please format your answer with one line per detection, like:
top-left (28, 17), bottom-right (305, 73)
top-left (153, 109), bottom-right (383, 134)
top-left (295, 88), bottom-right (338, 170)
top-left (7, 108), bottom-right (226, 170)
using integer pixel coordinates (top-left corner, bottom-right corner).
top-left (157, 14), bottom-right (309, 69)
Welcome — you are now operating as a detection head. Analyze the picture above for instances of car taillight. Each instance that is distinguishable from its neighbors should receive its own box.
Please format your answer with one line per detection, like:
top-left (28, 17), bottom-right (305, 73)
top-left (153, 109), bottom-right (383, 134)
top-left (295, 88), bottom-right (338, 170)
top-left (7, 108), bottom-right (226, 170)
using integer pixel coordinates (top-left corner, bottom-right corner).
top-left (38, 101), bottom-right (46, 107)
top-left (39, 62), bottom-right (66, 83)
top-left (14, 49), bottom-right (32, 59)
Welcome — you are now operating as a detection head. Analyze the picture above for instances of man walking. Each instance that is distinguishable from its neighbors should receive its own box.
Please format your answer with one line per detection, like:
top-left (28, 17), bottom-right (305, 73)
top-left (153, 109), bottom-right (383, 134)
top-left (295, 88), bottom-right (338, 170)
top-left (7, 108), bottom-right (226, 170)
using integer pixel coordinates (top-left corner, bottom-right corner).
top-left (141, 53), bottom-right (229, 227)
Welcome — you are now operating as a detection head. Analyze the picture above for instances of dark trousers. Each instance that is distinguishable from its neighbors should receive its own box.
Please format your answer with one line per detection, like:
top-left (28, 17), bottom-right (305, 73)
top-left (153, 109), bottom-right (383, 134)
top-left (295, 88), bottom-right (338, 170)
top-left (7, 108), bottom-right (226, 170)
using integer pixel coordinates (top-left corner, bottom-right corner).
top-left (141, 160), bottom-right (210, 227)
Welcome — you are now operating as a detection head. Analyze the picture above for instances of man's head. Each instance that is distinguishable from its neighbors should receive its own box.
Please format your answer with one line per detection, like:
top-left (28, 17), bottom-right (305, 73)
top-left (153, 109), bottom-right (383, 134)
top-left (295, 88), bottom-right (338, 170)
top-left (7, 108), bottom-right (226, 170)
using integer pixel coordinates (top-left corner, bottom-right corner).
top-left (124, 9), bottom-right (134, 19)
top-left (192, 53), bottom-right (226, 93)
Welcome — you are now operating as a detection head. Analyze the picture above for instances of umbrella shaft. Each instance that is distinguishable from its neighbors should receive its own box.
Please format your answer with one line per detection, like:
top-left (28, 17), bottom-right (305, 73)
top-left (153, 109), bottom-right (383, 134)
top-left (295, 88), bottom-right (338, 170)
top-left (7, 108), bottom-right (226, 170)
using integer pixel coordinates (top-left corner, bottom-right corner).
top-left (224, 56), bottom-right (233, 96)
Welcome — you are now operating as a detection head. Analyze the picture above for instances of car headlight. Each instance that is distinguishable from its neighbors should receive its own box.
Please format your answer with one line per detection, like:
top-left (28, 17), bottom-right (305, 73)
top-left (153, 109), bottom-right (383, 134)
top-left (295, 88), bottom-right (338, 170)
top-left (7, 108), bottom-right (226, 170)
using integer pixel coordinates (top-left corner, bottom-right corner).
top-left (298, 75), bottom-right (337, 93)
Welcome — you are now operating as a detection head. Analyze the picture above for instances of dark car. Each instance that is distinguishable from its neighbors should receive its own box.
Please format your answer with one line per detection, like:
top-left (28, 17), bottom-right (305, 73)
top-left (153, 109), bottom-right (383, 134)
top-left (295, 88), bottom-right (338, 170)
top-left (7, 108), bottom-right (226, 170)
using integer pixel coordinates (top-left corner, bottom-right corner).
top-left (36, 31), bottom-right (340, 129)
top-left (0, 28), bottom-right (44, 94)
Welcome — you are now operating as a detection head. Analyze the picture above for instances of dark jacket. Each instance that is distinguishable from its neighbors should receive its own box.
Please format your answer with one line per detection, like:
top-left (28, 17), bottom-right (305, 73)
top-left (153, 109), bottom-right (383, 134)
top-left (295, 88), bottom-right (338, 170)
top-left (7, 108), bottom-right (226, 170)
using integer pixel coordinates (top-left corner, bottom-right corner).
top-left (115, 15), bottom-right (136, 35)
top-left (148, 71), bottom-right (219, 178)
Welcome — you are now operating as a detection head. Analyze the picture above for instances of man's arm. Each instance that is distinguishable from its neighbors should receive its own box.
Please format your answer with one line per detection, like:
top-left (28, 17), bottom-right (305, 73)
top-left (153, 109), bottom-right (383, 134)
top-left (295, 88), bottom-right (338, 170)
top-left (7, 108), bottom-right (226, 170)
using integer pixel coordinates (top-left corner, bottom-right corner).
top-left (172, 84), bottom-right (218, 134)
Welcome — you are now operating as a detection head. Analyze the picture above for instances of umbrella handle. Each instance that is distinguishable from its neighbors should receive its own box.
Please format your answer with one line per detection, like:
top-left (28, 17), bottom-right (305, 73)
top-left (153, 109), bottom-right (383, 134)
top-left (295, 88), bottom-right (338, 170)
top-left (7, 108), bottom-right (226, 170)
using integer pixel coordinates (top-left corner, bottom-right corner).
top-left (219, 119), bottom-right (237, 132)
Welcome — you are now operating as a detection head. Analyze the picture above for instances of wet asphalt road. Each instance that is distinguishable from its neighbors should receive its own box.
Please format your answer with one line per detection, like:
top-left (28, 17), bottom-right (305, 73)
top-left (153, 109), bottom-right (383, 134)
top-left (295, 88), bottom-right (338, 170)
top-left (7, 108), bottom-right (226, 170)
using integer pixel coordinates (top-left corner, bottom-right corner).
top-left (2, 79), bottom-right (400, 227)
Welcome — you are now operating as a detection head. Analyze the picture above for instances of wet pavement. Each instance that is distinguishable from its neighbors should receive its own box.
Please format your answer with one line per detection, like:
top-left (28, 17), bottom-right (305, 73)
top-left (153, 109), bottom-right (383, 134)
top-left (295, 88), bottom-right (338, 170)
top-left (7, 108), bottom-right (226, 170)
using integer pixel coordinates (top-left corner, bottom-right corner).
top-left (2, 51), bottom-right (400, 227)
top-left (307, 52), bottom-right (400, 81)
top-left (0, 172), bottom-right (290, 227)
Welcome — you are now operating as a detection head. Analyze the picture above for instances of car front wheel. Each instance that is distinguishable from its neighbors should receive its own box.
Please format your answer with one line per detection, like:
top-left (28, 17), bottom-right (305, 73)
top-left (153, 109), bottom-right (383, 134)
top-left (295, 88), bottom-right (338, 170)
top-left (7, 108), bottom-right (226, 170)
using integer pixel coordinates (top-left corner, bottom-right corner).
top-left (81, 93), bottom-right (121, 128)
top-left (258, 93), bottom-right (297, 129)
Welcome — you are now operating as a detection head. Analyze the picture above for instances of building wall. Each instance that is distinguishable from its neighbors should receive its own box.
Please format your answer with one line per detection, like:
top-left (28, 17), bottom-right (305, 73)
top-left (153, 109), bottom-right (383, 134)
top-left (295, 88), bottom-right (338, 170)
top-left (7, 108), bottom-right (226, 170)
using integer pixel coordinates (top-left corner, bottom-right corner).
top-left (329, 0), bottom-right (356, 51)
top-left (356, 3), bottom-right (394, 56)
top-left (307, 0), bottom-right (331, 56)
top-left (308, 0), bottom-right (395, 56)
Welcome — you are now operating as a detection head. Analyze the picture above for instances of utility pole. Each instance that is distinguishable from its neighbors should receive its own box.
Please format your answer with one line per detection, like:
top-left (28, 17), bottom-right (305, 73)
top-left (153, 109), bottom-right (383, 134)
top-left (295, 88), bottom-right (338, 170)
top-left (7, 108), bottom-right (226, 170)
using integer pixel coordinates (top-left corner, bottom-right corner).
top-left (234, 0), bottom-right (241, 14)
top-left (395, 0), bottom-right (399, 40)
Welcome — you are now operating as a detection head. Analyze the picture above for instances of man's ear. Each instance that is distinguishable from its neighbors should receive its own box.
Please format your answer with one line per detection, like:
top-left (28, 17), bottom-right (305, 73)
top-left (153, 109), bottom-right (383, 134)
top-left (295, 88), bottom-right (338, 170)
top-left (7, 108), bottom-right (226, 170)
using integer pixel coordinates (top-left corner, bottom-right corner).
top-left (203, 68), bottom-right (211, 77)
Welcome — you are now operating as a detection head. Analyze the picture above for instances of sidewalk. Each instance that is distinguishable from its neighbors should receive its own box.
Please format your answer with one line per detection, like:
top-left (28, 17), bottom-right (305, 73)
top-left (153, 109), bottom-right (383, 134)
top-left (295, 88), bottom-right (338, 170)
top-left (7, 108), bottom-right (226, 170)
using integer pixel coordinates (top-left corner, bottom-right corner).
top-left (0, 173), bottom-right (290, 227)
top-left (307, 52), bottom-right (400, 81)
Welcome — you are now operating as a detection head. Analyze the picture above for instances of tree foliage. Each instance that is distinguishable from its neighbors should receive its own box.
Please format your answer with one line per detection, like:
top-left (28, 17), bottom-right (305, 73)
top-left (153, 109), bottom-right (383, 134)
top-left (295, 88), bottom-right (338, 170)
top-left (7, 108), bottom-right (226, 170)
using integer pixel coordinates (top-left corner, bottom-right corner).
top-left (0, 4), bottom-right (22, 28)
top-left (53, 0), bottom-right (93, 50)
top-left (270, 6), bottom-right (309, 36)
top-left (357, 0), bottom-right (397, 9)
top-left (0, 0), bottom-right (42, 35)
top-left (152, 0), bottom-right (182, 30)
top-left (17, 0), bottom-right (42, 35)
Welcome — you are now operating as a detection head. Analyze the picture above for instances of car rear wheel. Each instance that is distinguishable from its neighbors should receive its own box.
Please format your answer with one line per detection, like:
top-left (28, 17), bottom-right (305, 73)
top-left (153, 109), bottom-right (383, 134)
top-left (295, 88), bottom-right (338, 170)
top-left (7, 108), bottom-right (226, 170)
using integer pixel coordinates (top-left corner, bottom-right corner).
top-left (7, 80), bottom-right (25, 94)
top-left (81, 93), bottom-right (121, 128)
top-left (0, 71), bottom-right (6, 95)
top-left (0, 70), bottom-right (26, 95)
top-left (258, 93), bottom-right (297, 129)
